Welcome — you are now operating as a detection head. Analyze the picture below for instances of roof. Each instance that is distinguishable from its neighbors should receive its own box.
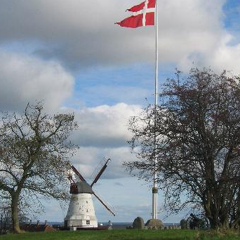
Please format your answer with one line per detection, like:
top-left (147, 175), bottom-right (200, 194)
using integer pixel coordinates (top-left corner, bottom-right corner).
top-left (21, 224), bottom-right (56, 232)
top-left (76, 182), bottom-right (93, 194)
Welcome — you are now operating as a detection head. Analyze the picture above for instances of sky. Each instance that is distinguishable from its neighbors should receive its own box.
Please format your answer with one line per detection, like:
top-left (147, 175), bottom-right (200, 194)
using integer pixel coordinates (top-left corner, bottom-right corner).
top-left (0, 0), bottom-right (240, 224)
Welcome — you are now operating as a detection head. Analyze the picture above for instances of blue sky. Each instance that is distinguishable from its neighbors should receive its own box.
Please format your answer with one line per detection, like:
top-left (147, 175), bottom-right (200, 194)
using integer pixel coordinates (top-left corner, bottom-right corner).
top-left (0, 0), bottom-right (240, 224)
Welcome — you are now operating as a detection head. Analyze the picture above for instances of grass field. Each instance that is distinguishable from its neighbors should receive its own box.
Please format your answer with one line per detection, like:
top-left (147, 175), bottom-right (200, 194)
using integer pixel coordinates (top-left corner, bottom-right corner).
top-left (1, 229), bottom-right (240, 240)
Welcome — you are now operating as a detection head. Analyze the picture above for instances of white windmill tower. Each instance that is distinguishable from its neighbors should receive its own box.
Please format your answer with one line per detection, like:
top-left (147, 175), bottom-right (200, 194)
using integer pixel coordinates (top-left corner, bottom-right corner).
top-left (64, 158), bottom-right (115, 229)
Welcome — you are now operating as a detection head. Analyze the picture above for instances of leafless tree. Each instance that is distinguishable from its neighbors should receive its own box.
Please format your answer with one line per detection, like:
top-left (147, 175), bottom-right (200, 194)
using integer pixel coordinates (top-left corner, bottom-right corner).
top-left (126, 68), bottom-right (240, 229)
top-left (0, 103), bottom-right (78, 233)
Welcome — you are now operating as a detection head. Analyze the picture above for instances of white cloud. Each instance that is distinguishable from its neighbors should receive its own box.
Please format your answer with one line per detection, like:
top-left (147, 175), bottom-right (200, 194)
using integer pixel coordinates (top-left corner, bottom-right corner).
top-left (72, 103), bottom-right (141, 148)
top-left (0, 50), bottom-right (74, 111)
top-left (208, 34), bottom-right (240, 73)
top-left (158, 0), bottom-right (227, 69)
top-left (0, 0), bottom-right (234, 71)
top-left (66, 103), bottom-right (142, 179)
top-left (71, 146), bottom-right (137, 180)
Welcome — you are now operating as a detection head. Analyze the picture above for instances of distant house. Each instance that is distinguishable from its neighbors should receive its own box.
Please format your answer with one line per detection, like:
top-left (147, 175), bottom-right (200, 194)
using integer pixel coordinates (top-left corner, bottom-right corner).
top-left (21, 221), bottom-right (56, 232)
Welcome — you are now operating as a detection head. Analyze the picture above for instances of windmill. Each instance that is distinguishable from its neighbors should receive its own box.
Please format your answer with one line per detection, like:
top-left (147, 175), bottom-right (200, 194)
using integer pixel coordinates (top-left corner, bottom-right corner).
top-left (64, 158), bottom-right (115, 229)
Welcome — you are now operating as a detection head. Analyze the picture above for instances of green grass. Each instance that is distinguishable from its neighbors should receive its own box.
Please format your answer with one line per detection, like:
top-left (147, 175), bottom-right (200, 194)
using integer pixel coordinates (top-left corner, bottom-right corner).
top-left (1, 229), bottom-right (240, 240)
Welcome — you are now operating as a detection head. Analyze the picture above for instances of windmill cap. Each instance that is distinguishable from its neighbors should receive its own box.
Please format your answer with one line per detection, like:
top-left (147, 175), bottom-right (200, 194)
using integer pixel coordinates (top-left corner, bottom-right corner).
top-left (76, 182), bottom-right (93, 194)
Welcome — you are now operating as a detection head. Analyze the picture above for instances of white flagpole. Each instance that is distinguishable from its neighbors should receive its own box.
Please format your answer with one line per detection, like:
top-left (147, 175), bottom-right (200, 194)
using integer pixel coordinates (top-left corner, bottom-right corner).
top-left (152, 0), bottom-right (158, 220)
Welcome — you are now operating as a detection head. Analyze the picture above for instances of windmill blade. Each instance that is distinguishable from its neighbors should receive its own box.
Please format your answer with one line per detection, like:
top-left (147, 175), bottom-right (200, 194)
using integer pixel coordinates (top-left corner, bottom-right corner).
top-left (71, 165), bottom-right (87, 182)
top-left (93, 191), bottom-right (115, 216)
top-left (91, 158), bottom-right (111, 187)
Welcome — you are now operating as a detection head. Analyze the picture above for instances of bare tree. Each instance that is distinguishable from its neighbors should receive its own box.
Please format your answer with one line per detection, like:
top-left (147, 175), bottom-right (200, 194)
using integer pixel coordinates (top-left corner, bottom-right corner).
top-left (0, 103), bottom-right (78, 233)
top-left (126, 68), bottom-right (240, 229)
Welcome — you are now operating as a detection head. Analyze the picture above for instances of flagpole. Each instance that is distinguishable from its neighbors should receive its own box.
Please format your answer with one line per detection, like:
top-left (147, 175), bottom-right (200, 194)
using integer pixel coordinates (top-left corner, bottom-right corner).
top-left (116, 0), bottom-right (159, 220)
top-left (152, 0), bottom-right (158, 220)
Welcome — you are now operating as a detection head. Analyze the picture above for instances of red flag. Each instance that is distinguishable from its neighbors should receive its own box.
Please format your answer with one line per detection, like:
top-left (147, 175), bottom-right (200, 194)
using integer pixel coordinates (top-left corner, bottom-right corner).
top-left (116, 0), bottom-right (156, 28)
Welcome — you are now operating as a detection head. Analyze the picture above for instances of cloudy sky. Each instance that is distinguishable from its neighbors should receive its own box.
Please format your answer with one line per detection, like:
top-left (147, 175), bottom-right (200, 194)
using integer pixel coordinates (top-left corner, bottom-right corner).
top-left (1, 0), bottom-right (240, 224)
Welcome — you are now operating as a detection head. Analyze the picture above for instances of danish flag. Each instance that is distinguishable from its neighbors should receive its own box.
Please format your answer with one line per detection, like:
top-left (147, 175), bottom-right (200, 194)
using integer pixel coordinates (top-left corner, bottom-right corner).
top-left (116, 0), bottom-right (156, 28)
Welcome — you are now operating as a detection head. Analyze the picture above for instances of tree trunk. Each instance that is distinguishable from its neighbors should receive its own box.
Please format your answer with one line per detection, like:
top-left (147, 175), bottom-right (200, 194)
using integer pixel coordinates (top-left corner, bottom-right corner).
top-left (11, 194), bottom-right (22, 233)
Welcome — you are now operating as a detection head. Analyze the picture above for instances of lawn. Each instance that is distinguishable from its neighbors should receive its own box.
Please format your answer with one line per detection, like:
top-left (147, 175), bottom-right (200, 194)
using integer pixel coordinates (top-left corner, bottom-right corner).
top-left (1, 229), bottom-right (240, 240)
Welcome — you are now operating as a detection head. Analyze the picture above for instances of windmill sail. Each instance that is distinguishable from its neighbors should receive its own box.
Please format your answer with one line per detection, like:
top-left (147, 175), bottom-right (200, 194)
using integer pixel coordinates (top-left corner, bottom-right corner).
top-left (71, 165), bottom-right (87, 182)
top-left (91, 158), bottom-right (110, 187)
top-left (93, 191), bottom-right (115, 216)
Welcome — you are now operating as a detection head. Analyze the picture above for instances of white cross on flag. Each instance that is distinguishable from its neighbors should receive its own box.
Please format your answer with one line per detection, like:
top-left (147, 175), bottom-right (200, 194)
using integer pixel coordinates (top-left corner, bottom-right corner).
top-left (116, 0), bottom-right (156, 28)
